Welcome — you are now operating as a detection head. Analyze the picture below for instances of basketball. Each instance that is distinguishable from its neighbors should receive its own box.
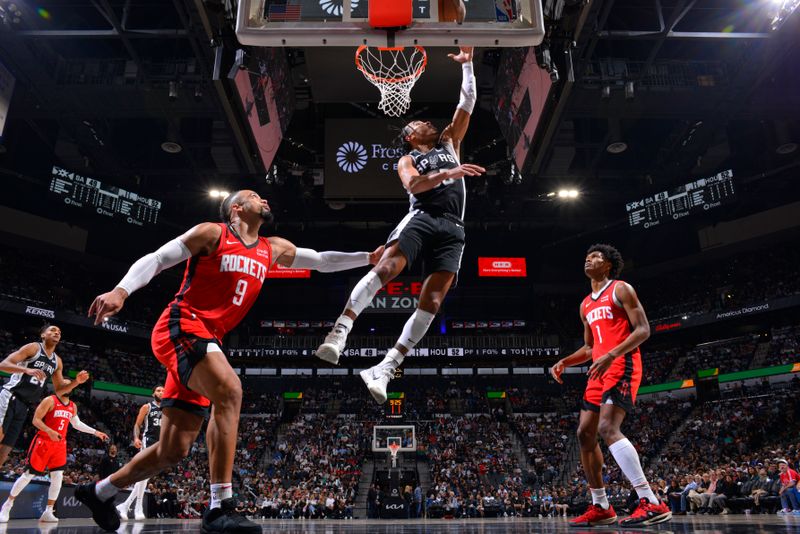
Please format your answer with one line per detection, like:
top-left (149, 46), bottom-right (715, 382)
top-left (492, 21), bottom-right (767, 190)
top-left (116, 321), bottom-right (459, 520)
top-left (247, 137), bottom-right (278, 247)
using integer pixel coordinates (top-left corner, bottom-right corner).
top-left (439, 0), bottom-right (467, 23)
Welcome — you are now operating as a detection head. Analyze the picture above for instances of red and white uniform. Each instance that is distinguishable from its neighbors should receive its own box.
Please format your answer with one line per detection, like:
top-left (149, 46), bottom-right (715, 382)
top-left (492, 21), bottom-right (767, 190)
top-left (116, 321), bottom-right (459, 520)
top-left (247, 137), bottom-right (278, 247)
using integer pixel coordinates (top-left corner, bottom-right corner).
top-left (581, 280), bottom-right (643, 412)
top-left (151, 223), bottom-right (273, 415)
top-left (27, 395), bottom-right (75, 474)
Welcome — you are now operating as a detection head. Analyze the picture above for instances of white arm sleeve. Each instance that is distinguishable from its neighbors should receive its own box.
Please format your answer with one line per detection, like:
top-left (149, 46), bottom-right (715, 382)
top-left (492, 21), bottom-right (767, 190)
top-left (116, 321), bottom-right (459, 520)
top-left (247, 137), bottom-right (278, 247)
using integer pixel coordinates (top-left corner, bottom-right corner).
top-left (457, 61), bottom-right (476, 115)
top-left (117, 238), bottom-right (192, 295)
top-left (70, 414), bottom-right (97, 435)
top-left (290, 248), bottom-right (370, 273)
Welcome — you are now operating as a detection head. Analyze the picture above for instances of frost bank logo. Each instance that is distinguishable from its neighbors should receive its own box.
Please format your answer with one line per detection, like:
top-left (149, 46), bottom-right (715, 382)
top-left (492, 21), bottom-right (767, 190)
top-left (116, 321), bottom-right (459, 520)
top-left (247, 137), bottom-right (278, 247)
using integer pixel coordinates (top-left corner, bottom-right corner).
top-left (336, 141), bottom-right (368, 173)
top-left (319, 0), bottom-right (359, 16)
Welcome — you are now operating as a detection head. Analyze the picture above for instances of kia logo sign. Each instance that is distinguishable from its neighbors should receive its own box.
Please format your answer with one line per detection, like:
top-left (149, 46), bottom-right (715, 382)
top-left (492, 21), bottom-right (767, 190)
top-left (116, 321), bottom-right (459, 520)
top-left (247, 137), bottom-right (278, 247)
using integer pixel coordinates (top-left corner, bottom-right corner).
top-left (336, 141), bottom-right (368, 173)
top-left (385, 504), bottom-right (405, 510)
top-left (478, 257), bottom-right (527, 278)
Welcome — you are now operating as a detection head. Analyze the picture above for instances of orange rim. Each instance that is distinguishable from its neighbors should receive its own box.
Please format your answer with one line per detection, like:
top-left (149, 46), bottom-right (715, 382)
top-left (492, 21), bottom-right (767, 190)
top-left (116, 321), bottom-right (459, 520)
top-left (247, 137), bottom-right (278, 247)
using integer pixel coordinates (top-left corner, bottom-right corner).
top-left (355, 45), bottom-right (427, 84)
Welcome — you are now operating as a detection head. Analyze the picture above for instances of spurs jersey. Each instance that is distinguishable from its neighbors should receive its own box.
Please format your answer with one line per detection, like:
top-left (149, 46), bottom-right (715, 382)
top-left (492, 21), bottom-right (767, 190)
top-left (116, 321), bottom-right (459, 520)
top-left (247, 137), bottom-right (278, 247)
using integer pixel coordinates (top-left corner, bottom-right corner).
top-left (143, 401), bottom-right (162, 444)
top-left (38, 395), bottom-right (75, 440)
top-left (581, 280), bottom-right (642, 361)
top-left (3, 343), bottom-right (58, 404)
top-left (406, 139), bottom-right (465, 220)
top-left (167, 223), bottom-right (273, 340)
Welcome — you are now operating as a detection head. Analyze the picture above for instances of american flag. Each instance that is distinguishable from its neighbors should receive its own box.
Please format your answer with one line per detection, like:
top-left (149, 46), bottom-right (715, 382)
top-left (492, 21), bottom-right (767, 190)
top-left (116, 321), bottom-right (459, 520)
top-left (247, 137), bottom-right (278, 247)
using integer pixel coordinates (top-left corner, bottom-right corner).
top-left (268, 1), bottom-right (302, 21)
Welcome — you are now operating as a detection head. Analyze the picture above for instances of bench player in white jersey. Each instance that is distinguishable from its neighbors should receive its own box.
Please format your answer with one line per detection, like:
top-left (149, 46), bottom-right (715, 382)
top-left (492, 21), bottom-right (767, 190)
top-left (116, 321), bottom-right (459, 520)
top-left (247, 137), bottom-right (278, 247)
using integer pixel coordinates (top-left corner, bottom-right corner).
top-left (117, 384), bottom-right (164, 521)
top-left (316, 45), bottom-right (486, 403)
top-left (0, 325), bottom-right (89, 469)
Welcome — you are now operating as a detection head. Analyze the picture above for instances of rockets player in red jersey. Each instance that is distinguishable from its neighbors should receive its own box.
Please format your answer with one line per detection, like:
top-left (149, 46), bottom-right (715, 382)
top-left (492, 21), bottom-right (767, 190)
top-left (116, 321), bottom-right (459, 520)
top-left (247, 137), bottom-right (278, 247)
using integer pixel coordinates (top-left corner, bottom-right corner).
top-left (78, 190), bottom-right (383, 533)
top-left (0, 386), bottom-right (108, 523)
top-left (550, 244), bottom-right (671, 527)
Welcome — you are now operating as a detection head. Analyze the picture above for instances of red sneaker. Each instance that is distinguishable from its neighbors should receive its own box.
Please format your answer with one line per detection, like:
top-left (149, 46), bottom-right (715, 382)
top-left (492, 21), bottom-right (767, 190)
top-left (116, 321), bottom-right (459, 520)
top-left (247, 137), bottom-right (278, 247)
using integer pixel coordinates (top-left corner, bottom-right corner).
top-left (570, 504), bottom-right (618, 527)
top-left (619, 498), bottom-right (672, 526)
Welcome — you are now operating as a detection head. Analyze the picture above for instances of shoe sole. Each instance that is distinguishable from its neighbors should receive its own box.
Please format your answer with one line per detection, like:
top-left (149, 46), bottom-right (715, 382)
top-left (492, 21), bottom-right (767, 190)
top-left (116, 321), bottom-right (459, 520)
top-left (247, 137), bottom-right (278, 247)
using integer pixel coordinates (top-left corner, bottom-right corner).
top-left (620, 511), bottom-right (672, 526)
top-left (316, 343), bottom-right (340, 365)
top-left (570, 515), bottom-right (618, 527)
top-left (360, 370), bottom-right (387, 404)
top-left (39, 519), bottom-right (59, 523)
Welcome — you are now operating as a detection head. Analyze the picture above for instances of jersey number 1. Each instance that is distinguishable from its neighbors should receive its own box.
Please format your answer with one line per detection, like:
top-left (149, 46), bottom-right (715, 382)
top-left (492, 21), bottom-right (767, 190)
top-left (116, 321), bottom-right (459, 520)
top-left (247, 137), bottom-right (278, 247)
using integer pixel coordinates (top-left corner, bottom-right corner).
top-left (594, 325), bottom-right (603, 344)
top-left (232, 279), bottom-right (248, 306)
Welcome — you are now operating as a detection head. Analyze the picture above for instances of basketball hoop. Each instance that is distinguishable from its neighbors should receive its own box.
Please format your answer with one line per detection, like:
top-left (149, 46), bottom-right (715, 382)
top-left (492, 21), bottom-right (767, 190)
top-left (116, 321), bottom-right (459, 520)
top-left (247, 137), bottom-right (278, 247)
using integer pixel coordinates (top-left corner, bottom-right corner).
top-left (388, 442), bottom-right (401, 467)
top-left (355, 45), bottom-right (427, 117)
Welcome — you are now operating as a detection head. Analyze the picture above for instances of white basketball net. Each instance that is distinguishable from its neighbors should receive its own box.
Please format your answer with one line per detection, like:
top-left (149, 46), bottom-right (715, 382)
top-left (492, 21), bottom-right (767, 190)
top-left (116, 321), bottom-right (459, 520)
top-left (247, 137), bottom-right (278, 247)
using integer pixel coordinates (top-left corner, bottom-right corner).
top-left (355, 46), bottom-right (427, 117)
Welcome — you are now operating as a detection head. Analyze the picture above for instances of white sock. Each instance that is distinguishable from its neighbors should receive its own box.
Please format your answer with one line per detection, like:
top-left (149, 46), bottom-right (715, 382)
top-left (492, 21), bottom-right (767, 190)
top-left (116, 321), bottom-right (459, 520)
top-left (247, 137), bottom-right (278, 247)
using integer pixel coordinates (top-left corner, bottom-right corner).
top-left (380, 348), bottom-right (404, 369)
top-left (45, 504), bottom-right (54, 512)
top-left (333, 315), bottom-right (354, 334)
top-left (345, 271), bottom-right (383, 316)
top-left (135, 478), bottom-right (148, 510)
top-left (95, 477), bottom-right (121, 501)
top-left (608, 438), bottom-right (659, 505)
top-left (210, 483), bottom-right (232, 510)
top-left (10, 472), bottom-right (35, 498)
top-left (393, 309), bottom-right (435, 361)
top-left (591, 488), bottom-right (610, 510)
top-left (47, 471), bottom-right (63, 502)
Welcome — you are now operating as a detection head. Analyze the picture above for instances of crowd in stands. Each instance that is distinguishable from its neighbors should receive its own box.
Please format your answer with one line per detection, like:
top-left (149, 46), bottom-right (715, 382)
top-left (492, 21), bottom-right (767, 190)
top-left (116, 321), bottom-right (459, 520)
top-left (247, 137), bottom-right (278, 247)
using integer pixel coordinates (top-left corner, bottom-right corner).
top-left (762, 324), bottom-right (800, 367)
top-left (636, 243), bottom-right (800, 322)
top-left (667, 335), bottom-right (758, 381)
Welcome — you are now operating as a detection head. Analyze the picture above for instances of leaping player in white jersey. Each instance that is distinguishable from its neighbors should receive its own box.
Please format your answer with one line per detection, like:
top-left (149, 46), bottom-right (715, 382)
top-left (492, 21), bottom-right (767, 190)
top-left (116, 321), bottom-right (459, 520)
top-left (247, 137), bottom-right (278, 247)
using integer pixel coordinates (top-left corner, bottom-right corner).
top-left (316, 42), bottom-right (485, 403)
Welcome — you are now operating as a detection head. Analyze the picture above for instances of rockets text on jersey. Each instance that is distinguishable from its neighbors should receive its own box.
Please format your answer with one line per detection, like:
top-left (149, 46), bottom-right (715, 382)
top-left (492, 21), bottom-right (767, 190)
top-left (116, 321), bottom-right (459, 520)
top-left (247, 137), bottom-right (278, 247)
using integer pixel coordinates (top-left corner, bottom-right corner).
top-left (39, 395), bottom-right (76, 440)
top-left (167, 223), bottom-right (272, 339)
top-left (582, 280), bottom-right (641, 361)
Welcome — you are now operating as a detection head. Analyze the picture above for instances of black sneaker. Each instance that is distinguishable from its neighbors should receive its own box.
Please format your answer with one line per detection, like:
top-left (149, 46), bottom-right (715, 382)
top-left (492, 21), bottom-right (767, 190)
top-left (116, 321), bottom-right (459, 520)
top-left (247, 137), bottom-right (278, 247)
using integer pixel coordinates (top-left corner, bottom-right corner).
top-left (75, 482), bottom-right (121, 532)
top-left (202, 498), bottom-right (261, 533)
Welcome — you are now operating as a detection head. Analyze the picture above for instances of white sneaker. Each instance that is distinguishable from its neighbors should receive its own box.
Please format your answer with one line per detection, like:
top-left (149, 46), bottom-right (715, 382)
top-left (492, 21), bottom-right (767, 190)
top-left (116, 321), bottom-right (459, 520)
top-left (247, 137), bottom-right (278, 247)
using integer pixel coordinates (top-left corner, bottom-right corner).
top-left (360, 363), bottom-right (394, 404)
top-left (39, 509), bottom-right (59, 523)
top-left (0, 501), bottom-right (12, 522)
top-left (316, 327), bottom-right (348, 365)
top-left (116, 503), bottom-right (129, 520)
top-left (134, 508), bottom-right (146, 521)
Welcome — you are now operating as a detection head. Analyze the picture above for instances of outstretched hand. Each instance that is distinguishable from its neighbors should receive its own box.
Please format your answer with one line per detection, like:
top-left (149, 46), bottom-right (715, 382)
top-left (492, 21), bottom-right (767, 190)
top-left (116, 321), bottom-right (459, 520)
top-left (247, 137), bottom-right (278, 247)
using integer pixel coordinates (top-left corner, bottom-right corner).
top-left (448, 46), bottom-right (473, 64)
top-left (88, 288), bottom-right (128, 326)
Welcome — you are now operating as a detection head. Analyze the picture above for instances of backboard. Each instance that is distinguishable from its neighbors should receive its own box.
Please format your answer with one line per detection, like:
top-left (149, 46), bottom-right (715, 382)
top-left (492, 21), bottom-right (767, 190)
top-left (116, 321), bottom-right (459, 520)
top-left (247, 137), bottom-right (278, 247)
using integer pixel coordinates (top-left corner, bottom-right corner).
top-left (372, 425), bottom-right (416, 452)
top-left (236, 0), bottom-right (545, 47)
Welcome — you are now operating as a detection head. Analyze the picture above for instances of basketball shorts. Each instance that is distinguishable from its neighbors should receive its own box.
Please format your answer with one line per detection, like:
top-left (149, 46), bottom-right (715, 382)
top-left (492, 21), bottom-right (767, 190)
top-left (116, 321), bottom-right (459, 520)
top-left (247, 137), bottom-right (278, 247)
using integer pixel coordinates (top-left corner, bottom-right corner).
top-left (386, 210), bottom-right (465, 281)
top-left (151, 307), bottom-right (222, 417)
top-left (582, 353), bottom-right (642, 413)
top-left (26, 434), bottom-right (67, 475)
top-left (0, 389), bottom-right (31, 447)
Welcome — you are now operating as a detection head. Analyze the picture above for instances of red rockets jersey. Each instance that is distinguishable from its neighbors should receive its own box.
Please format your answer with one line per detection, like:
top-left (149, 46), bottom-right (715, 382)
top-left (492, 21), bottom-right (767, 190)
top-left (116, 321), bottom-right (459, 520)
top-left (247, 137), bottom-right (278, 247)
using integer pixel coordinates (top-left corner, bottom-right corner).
top-left (39, 395), bottom-right (76, 440)
top-left (168, 223), bottom-right (272, 340)
top-left (581, 280), bottom-right (641, 362)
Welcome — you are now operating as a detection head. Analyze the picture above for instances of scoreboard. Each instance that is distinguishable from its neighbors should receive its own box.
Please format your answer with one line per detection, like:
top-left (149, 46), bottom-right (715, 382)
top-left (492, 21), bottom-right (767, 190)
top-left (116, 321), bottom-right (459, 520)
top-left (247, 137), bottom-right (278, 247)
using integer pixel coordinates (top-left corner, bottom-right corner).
top-left (49, 166), bottom-right (162, 227)
top-left (626, 169), bottom-right (735, 230)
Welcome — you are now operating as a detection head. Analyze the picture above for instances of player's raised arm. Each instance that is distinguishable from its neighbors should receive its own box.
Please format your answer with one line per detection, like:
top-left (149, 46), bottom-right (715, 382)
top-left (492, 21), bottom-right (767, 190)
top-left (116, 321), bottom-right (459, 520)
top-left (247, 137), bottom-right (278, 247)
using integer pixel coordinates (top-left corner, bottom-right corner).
top-left (0, 343), bottom-right (46, 382)
top-left (31, 396), bottom-right (60, 442)
top-left (267, 236), bottom-right (384, 272)
top-left (52, 359), bottom-right (89, 396)
top-left (550, 305), bottom-right (594, 384)
top-left (132, 403), bottom-right (150, 449)
top-left (440, 45), bottom-right (476, 153)
top-left (88, 222), bottom-right (222, 325)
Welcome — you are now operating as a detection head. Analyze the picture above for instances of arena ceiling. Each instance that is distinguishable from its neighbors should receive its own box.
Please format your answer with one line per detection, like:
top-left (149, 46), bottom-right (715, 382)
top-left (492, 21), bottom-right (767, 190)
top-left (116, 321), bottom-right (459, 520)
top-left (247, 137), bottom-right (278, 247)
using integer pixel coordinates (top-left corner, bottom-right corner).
top-left (0, 0), bottom-right (798, 235)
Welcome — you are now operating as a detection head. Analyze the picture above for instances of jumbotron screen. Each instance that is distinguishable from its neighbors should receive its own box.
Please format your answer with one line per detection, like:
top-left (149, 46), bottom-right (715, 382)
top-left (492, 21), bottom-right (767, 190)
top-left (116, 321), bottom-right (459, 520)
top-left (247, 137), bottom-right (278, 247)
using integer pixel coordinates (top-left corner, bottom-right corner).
top-left (626, 169), bottom-right (736, 230)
